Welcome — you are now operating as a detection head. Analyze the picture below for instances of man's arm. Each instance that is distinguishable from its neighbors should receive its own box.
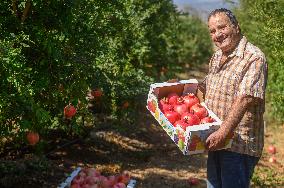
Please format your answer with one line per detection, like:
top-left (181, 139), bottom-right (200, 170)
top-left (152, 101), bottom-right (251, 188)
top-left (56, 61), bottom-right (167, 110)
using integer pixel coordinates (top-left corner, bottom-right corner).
top-left (205, 95), bottom-right (261, 150)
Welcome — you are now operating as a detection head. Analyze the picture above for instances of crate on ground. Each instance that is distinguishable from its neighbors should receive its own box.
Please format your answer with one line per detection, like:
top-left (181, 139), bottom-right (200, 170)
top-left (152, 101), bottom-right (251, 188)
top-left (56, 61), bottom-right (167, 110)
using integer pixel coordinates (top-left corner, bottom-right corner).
top-left (58, 167), bottom-right (136, 188)
top-left (146, 79), bottom-right (232, 155)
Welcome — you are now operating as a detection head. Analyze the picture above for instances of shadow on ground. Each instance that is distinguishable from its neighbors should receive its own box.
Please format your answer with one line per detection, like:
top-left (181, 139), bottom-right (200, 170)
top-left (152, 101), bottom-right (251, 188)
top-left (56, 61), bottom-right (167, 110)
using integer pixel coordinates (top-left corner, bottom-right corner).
top-left (48, 110), bottom-right (208, 188)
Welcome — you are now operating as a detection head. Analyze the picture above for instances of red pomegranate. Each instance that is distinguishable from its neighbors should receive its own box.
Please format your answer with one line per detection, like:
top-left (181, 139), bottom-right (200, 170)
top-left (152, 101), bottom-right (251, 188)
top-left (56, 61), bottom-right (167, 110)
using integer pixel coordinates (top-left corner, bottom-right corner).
top-left (183, 93), bottom-right (199, 108)
top-left (190, 103), bottom-right (208, 119)
top-left (267, 145), bottom-right (276, 154)
top-left (159, 98), bottom-right (173, 113)
top-left (64, 104), bottom-right (77, 119)
top-left (176, 97), bottom-right (184, 105)
top-left (167, 92), bottom-right (179, 105)
top-left (174, 119), bottom-right (190, 131)
top-left (26, 131), bottom-right (40, 145)
top-left (164, 111), bottom-right (180, 124)
top-left (181, 112), bottom-right (200, 126)
top-left (200, 116), bottom-right (215, 124)
top-left (91, 88), bottom-right (103, 98)
top-left (122, 101), bottom-right (129, 109)
top-left (174, 103), bottom-right (188, 115)
top-left (188, 177), bottom-right (199, 185)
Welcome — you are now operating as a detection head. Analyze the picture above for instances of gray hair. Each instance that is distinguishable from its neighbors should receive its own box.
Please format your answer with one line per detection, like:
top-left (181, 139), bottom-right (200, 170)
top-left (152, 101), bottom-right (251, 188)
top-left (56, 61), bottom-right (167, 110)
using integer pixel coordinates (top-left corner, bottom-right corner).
top-left (208, 8), bottom-right (240, 31)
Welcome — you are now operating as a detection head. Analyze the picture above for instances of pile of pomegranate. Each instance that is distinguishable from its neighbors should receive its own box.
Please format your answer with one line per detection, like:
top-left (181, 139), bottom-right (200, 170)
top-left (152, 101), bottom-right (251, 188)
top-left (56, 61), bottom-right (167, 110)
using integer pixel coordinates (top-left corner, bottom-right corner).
top-left (70, 168), bottom-right (130, 188)
top-left (159, 92), bottom-right (215, 131)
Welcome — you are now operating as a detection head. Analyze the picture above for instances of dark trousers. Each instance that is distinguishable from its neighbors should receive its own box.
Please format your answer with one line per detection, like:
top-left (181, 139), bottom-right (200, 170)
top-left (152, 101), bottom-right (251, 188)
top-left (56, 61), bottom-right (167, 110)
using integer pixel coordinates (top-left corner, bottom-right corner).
top-left (207, 150), bottom-right (260, 188)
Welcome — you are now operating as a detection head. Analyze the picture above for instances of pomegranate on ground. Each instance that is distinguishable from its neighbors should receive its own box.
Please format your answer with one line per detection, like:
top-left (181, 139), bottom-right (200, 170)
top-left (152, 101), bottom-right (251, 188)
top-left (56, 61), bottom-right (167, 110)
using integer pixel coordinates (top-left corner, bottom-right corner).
top-left (26, 131), bottom-right (40, 146)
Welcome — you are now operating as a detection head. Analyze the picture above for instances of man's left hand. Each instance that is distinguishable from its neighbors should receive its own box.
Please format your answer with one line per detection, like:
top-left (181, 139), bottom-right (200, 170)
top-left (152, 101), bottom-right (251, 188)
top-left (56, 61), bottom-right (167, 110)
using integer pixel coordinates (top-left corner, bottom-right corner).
top-left (206, 128), bottom-right (227, 151)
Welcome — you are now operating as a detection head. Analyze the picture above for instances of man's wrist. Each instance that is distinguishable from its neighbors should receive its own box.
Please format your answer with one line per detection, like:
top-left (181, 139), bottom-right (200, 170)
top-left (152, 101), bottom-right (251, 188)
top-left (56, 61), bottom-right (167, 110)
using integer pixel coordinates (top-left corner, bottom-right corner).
top-left (219, 124), bottom-right (232, 138)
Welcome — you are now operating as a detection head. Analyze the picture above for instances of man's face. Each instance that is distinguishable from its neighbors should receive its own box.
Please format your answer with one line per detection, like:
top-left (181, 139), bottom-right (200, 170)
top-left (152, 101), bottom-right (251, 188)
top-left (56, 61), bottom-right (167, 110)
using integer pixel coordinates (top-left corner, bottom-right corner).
top-left (208, 13), bottom-right (240, 54)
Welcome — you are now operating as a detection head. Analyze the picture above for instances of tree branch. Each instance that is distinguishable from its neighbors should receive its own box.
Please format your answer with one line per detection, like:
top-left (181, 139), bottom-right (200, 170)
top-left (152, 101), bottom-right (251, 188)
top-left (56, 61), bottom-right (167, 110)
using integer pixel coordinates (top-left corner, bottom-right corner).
top-left (21, 0), bottom-right (32, 23)
top-left (12, 0), bottom-right (21, 18)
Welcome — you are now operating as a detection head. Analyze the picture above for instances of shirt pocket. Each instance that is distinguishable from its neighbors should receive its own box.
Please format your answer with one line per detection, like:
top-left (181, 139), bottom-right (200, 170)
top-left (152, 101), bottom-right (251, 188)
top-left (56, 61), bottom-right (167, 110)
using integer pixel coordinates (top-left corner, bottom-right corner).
top-left (220, 71), bottom-right (241, 97)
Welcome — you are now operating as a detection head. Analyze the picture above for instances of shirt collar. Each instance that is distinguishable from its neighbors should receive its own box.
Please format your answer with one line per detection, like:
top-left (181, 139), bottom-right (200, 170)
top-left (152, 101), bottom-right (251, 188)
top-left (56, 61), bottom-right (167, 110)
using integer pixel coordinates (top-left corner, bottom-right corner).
top-left (228, 35), bottom-right (247, 58)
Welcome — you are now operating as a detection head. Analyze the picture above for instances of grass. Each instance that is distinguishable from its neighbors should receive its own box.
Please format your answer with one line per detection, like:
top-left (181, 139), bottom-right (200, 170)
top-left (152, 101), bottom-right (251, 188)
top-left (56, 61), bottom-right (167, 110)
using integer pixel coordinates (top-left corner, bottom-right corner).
top-left (251, 120), bottom-right (284, 187)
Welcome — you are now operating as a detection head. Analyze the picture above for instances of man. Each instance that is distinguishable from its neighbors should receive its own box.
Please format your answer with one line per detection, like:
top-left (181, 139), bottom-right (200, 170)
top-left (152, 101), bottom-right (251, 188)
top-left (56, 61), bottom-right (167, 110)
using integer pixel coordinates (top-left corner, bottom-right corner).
top-left (202, 8), bottom-right (268, 188)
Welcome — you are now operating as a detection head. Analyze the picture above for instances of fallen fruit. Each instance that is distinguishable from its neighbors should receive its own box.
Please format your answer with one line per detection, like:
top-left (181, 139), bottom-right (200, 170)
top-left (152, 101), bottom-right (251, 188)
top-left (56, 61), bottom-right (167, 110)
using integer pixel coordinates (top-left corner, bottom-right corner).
top-left (122, 101), bottom-right (129, 109)
top-left (269, 156), bottom-right (276, 163)
top-left (26, 131), bottom-right (40, 146)
top-left (267, 145), bottom-right (276, 154)
top-left (188, 177), bottom-right (199, 185)
top-left (71, 168), bottom-right (130, 188)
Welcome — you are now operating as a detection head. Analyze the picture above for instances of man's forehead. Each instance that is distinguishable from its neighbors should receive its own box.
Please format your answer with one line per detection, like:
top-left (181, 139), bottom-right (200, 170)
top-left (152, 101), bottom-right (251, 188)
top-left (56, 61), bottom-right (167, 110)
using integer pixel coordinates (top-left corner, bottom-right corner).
top-left (208, 13), bottom-right (231, 25)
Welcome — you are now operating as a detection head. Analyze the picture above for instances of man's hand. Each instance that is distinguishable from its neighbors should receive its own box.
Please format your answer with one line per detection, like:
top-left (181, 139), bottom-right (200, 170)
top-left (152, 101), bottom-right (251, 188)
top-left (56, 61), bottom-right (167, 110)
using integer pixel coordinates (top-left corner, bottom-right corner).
top-left (206, 127), bottom-right (228, 151)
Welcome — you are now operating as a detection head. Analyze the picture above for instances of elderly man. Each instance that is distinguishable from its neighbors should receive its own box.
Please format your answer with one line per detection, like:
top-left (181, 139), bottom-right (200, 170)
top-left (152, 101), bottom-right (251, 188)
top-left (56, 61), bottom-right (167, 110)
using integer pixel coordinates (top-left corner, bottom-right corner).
top-left (202, 8), bottom-right (268, 188)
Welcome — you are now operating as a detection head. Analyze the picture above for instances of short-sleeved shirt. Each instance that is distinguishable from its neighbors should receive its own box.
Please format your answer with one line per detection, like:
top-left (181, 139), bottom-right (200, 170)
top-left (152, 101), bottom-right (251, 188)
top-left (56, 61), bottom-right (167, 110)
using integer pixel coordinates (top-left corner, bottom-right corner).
top-left (205, 36), bottom-right (268, 157)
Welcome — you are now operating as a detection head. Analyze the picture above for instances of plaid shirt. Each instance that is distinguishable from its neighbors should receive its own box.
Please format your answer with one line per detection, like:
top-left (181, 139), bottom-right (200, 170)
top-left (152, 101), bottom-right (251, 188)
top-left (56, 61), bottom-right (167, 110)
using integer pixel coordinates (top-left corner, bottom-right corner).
top-left (205, 36), bottom-right (268, 157)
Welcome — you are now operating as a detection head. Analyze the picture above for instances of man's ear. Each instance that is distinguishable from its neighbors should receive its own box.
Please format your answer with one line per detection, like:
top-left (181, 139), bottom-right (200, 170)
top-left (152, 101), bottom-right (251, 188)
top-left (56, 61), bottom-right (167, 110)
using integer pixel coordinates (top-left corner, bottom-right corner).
top-left (236, 24), bottom-right (241, 34)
